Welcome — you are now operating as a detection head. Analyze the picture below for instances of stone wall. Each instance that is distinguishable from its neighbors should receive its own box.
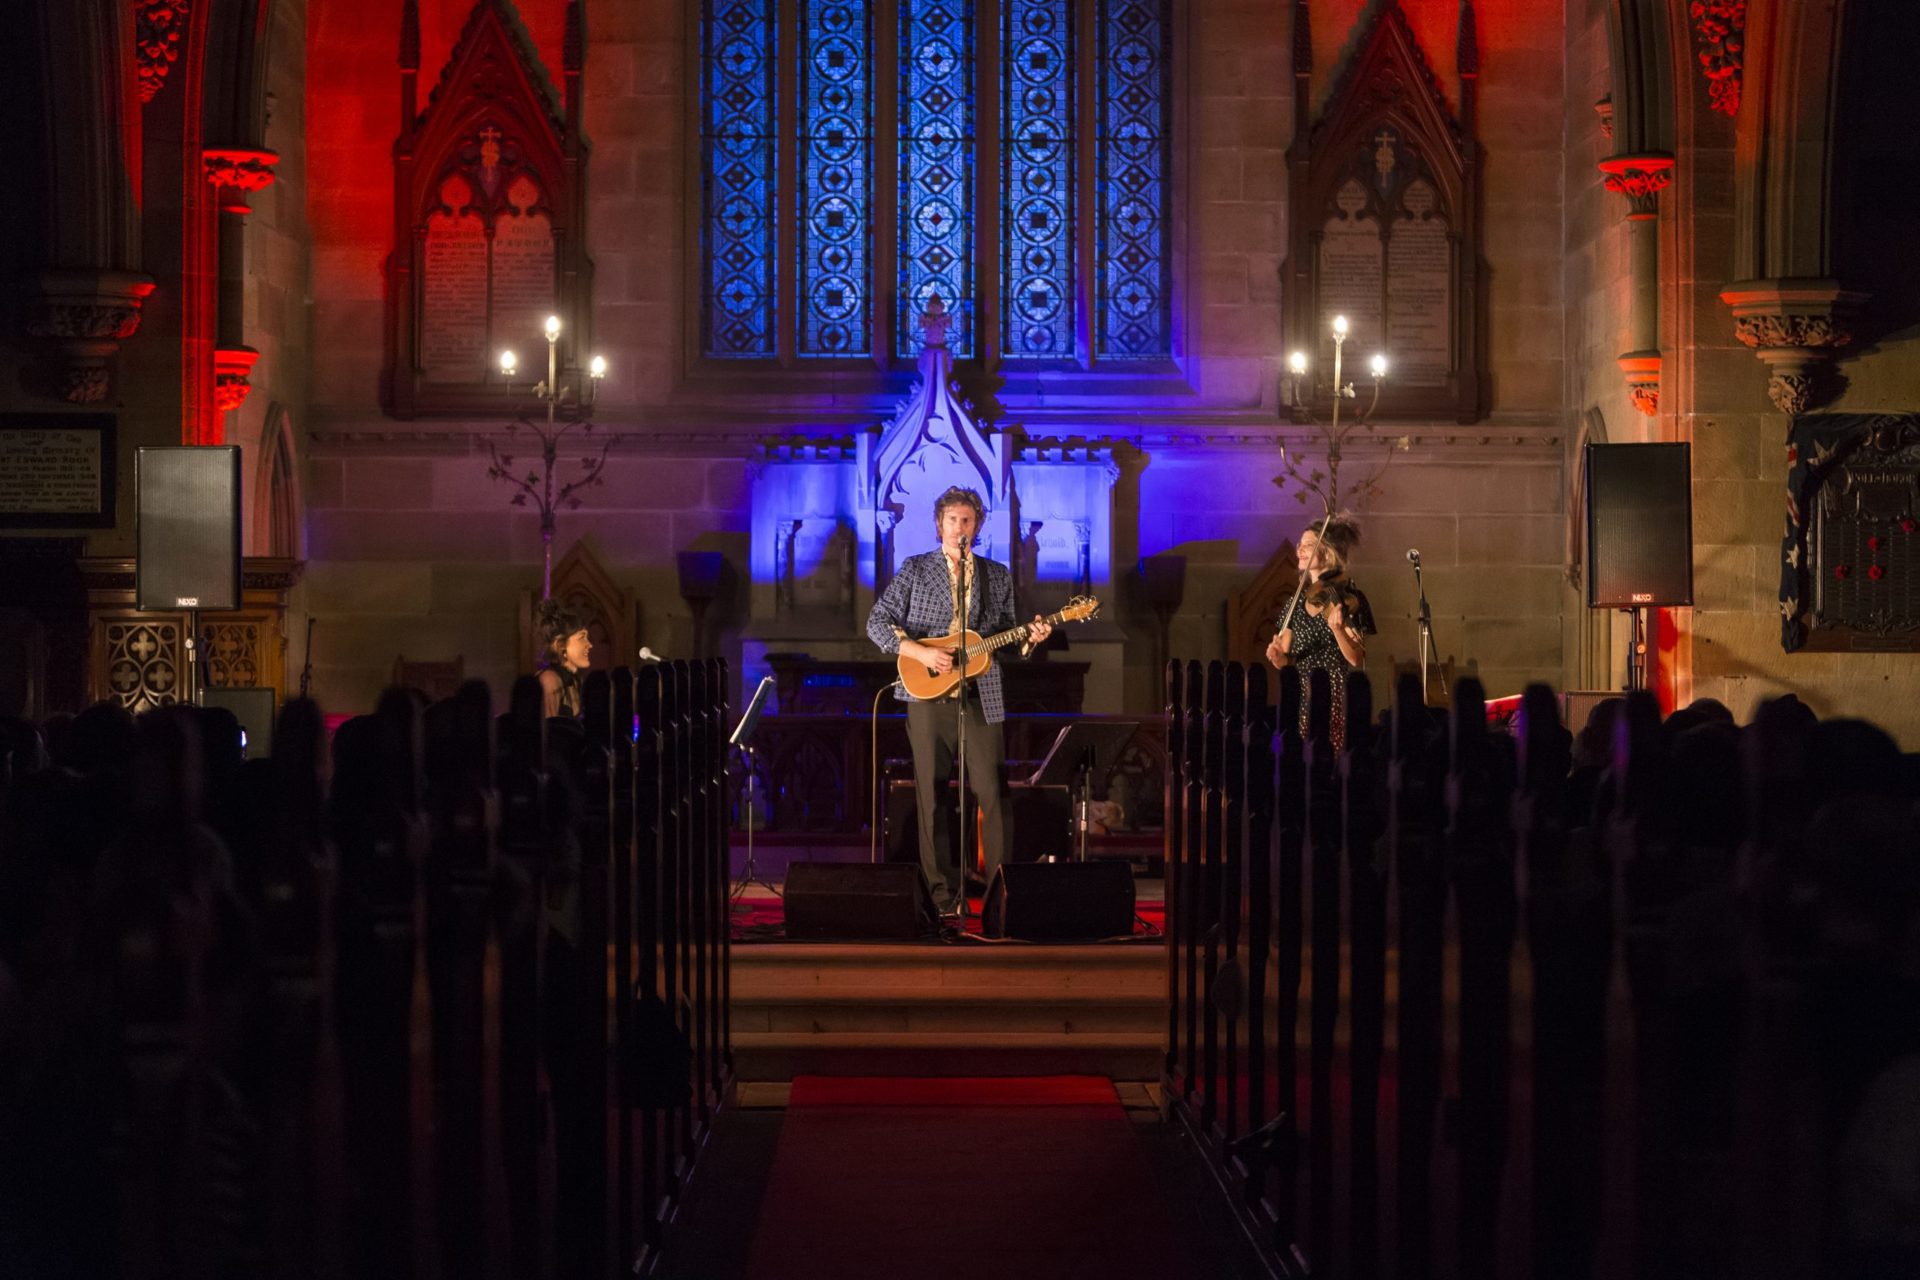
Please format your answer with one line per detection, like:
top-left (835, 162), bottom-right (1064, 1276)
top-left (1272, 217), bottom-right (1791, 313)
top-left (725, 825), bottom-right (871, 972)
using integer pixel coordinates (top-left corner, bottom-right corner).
top-left (292, 0), bottom-right (1574, 718)
top-left (1677, 3), bottom-right (1920, 745)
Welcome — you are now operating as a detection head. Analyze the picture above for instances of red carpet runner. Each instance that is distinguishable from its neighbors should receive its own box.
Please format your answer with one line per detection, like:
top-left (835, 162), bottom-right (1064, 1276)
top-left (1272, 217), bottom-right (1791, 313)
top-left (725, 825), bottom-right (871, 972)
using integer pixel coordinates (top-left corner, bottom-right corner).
top-left (742, 1076), bottom-right (1202, 1280)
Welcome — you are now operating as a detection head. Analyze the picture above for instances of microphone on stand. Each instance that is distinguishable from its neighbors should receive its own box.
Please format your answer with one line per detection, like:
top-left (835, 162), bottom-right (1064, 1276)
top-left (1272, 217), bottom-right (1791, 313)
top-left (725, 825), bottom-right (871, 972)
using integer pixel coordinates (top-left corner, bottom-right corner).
top-left (636, 647), bottom-right (662, 663)
top-left (1406, 548), bottom-right (1421, 566)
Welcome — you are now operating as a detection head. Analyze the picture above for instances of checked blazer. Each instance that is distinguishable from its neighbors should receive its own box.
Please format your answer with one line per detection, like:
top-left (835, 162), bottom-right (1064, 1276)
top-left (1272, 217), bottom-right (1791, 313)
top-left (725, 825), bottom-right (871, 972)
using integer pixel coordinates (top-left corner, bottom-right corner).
top-left (866, 550), bottom-right (1019, 724)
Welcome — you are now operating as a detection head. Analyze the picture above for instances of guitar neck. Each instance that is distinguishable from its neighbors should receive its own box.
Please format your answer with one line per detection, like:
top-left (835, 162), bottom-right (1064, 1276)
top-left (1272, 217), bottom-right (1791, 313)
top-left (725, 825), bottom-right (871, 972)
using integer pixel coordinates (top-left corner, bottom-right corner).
top-left (972, 606), bottom-right (1073, 657)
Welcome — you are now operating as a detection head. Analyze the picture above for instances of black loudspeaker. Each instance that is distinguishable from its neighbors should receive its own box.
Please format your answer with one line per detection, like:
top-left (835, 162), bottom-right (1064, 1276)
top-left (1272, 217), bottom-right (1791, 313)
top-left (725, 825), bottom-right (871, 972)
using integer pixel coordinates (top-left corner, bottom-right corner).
top-left (1586, 442), bottom-right (1693, 608)
top-left (137, 446), bottom-right (242, 611)
top-left (983, 861), bottom-right (1136, 942)
top-left (783, 862), bottom-right (934, 941)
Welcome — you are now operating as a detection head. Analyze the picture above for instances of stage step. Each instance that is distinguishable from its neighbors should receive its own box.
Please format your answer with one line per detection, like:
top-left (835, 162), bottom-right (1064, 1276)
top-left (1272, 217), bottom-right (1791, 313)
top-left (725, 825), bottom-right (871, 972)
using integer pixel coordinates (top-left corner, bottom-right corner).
top-left (730, 942), bottom-right (1167, 1081)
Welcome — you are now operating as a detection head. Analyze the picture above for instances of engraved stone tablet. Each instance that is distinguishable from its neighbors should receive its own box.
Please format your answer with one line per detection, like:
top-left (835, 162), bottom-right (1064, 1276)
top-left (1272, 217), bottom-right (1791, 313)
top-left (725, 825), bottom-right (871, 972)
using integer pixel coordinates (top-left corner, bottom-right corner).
top-left (421, 178), bottom-right (489, 382)
top-left (491, 175), bottom-right (555, 351)
top-left (0, 429), bottom-right (104, 514)
top-left (1316, 179), bottom-right (1384, 377)
top-left (1387, 179), bottom-right (1451, 388)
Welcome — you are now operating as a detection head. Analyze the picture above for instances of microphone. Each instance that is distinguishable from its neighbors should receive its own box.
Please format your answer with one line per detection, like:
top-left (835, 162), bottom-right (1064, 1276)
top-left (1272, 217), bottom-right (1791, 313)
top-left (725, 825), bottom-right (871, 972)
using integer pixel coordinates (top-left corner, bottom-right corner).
top-left (1406, 548), bottom-right (1421, 566)
top-left (636, 647), bottom-right (662, 663)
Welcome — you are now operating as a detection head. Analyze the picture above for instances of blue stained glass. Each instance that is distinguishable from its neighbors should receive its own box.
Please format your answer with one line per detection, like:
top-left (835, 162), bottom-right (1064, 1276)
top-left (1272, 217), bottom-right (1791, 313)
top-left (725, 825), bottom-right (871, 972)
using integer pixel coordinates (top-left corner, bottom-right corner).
top-left (700, 0), bottom-right (777, 359)
top-left (898, 0), bottom-right (975, 359)
top-left (1001, 0), bottom-right (1074, 360)
top-left (798, 0), bottom-right (872, 357)
top-left (1097, 0), bottom-right (1171, 358)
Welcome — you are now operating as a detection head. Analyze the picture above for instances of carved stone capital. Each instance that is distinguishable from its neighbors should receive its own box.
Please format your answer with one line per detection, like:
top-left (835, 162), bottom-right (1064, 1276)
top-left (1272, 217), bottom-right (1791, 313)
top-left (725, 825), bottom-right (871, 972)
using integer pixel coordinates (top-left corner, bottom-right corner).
top-left (1720, 279), bottom-right (1870, 416)
top-left (1599, 154), bottom-right (1675, 219)
top-left (1618, 351), bottom-right (1662, 417)
top-left (214, 346), bottom-right (260, 413)
top-left (23, 270), bottom-right (158, 404)
top-left (202, 148), bottom-right (280, 215)
top-left (136, 0), bottom-right (191, 104)
top-left (1688, 0), bottom-right (1746, 119)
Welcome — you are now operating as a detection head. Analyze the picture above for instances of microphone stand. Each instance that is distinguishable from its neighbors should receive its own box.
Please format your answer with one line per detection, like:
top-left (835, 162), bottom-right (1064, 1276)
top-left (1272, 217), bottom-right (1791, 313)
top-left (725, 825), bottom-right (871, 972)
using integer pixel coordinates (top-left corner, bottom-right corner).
top-left (298, 616), bottom-right (315, 700)
top-left (951, 547), bottom-right (972, 925)
top-left (1411, 554), bottom-right (1437, 705)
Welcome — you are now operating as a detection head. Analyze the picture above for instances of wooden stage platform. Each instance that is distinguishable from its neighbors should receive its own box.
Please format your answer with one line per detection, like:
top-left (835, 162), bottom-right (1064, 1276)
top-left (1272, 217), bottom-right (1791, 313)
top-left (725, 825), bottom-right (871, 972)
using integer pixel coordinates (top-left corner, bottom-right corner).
top-left (728, 877), bottom-right (1168, 1082)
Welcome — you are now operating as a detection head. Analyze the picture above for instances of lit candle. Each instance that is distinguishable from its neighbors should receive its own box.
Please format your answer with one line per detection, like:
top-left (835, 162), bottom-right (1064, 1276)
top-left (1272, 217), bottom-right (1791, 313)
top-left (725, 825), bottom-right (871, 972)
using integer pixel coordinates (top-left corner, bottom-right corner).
top-left (589, 355), bottom-right (608, 379)
top-left (1332, 314), bottom-right (1349, 337)
top-left (1370, 353), bottom-right (1388, 378)
top-left (499, 350), bottom-right (518, 376)
top-left (544, 315), bottom-right (562, 341)
top-left (1288, 351), bottom-right (1308, 376)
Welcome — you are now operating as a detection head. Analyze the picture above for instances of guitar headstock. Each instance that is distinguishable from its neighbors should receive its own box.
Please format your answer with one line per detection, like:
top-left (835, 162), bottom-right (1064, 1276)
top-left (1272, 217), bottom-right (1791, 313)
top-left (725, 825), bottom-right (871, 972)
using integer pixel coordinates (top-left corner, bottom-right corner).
top-left (1056, 595), bottom-right (1101, 623)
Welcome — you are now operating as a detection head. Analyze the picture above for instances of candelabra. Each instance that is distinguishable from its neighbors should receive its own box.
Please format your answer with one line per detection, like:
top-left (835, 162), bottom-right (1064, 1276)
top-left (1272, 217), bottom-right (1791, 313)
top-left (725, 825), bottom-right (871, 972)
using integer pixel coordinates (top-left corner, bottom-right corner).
top-left (488, 314), bottom-right (610, 598)
top-left (1276, 314), bottom-right (1394, 515)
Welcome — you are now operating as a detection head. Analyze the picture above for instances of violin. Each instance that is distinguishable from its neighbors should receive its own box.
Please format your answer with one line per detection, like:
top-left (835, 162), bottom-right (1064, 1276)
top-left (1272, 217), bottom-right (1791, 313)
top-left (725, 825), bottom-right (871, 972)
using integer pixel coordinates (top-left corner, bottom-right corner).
top-left (1300, 569), bottom-right (1362, 616)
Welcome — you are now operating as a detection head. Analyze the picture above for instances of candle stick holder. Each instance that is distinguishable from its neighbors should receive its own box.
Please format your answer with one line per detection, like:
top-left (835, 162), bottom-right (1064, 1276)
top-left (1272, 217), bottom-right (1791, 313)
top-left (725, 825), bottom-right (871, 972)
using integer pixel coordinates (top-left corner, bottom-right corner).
top-left (1277, 314), bottom-right (1404, 514)
top-left (488, 315), bottom-right (612, 598)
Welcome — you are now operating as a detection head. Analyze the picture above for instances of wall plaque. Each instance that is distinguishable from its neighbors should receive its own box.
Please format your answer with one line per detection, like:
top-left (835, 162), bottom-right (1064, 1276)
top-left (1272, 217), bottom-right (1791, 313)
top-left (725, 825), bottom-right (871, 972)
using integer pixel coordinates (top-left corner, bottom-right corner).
top-left (384, 0), bottom-right (590, 418)
top-left (1282, 1), bottom-right (1484, 422)
top-left (1783, 413), bottom-right (1920, 652)
top-left (0, 413), bottom-right (115, 528)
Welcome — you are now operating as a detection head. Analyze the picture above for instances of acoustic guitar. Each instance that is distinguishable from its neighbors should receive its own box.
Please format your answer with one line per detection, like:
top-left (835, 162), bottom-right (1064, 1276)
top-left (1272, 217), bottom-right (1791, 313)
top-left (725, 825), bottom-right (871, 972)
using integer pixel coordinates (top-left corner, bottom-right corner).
top-left (896, 595), bottom-right (1101, 700)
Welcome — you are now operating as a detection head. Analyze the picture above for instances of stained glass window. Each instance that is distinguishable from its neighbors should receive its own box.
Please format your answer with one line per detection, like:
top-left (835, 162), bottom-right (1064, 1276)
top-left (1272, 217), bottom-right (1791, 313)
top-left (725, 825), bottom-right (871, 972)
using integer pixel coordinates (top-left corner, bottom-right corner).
top-left (697, 0), bottom-right (1171, 369)
top-left (798, 0), bottom-right (873, 357)
top-left (898, 0), bottom-right (975, 359)
top-left (1097, 0), bottom-right (1171, 359)
top-left (1001, 0), bottom-right (1075, 360)
top-left (700, 0), bottom-right (777, 360)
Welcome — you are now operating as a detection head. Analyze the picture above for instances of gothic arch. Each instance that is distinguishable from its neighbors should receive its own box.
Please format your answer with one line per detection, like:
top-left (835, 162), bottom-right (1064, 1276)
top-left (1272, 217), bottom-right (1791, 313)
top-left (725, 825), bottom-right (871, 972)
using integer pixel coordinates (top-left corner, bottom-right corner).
top-left (254, 401), bottom-right (305, 558)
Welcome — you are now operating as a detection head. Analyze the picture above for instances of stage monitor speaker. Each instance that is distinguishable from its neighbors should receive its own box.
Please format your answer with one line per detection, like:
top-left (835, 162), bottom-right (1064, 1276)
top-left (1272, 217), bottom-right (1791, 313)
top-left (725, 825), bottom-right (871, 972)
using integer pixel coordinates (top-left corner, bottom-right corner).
top-left (1586, 442), bottom-right (1692, 608)
top-left (1562, 689), bottom-right (1621, 733)
top-left (983, 861), bottom-right (1136, 942)
top-left (200, 686), bottom-right (277, 758)
top-left (783, 861), bottom-right (934, 941)
top-left (137, 446), bottom-right (242, 612)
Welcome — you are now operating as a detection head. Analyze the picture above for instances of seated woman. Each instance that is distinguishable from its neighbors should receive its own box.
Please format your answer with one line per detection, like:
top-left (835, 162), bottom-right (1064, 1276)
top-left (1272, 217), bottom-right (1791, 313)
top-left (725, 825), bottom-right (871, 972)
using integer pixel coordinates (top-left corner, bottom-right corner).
top-left (1265, 514), bottom-right (1376, 754)
top-left (535, 599), bottom-right (592, 719)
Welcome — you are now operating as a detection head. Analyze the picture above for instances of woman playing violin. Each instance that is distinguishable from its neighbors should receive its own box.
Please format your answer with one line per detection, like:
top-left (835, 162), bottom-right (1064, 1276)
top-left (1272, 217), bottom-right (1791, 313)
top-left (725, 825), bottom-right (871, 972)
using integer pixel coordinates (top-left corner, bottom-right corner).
top-left (1265, 515), bottom-right (1376, 752)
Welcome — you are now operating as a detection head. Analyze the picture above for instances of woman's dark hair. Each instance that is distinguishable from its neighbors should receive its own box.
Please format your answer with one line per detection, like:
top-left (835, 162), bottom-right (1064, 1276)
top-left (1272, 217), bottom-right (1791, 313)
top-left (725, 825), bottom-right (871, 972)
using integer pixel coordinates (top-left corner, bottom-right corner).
top-left (1314, 513), bottom-right (1362, 566)
top-left (535, 597), bottom-right (585, 667)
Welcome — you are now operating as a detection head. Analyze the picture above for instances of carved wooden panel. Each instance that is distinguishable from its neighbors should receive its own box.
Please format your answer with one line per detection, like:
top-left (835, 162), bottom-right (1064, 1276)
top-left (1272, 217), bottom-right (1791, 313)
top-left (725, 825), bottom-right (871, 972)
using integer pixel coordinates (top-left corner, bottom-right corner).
top-left (95, 615), bottom-right (187, 712)
top-left (1281, 1), bottom-right (1484, 422)
top-left (1784, 414), bottom-right (1920, 652)
top-left (82, 558), bottom-right (302, 709)
top-left (385, 0), bottom-right (591, 418)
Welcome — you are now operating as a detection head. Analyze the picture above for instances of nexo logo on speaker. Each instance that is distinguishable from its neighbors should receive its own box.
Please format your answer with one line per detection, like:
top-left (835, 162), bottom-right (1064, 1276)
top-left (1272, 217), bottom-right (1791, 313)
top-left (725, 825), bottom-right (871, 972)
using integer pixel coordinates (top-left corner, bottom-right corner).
top-left (176, 597), bottom-right (199, 607)
top-left (1631, 593), bottom-right (1653, 603)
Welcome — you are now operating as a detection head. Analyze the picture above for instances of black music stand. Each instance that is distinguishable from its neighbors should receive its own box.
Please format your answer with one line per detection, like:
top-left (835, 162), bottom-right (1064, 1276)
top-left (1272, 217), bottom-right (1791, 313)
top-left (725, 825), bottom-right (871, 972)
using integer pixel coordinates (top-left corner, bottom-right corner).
top-left (1027, 721), bottom-right (1140, 862)
top-left (729, 674), bottom-right (778, 901)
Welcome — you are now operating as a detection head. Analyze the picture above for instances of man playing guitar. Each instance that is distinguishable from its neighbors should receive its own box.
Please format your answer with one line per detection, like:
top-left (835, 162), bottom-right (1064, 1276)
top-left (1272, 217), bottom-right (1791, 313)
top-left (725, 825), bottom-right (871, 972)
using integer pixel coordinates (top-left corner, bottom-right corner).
top-left (866, 486), bottom-right (1054, 917)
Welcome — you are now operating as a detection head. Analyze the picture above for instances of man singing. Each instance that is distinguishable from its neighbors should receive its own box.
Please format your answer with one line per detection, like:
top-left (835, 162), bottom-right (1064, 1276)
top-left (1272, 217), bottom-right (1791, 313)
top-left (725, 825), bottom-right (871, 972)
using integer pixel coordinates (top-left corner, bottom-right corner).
top-left (866, 486), bottom-right (1053, 917)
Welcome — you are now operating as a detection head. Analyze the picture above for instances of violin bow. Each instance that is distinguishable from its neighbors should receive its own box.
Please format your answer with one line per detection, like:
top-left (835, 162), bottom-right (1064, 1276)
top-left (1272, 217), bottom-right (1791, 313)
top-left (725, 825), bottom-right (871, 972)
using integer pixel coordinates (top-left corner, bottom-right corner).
top-left (1274, 508), bottom-right (1339, 640)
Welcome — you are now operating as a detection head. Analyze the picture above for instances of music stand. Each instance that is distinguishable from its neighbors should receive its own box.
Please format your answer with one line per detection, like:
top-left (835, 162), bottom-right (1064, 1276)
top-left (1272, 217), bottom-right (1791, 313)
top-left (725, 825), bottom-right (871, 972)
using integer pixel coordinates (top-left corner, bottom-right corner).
top-left (729, 675), bottom-right (778, 901)
top-left (1026, 721), bottom-right (1140, 862)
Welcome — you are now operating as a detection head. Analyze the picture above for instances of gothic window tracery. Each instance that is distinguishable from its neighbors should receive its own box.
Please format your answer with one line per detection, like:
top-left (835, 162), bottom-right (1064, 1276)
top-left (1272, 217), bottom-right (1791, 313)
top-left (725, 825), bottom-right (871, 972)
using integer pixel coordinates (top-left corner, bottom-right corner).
top-left (698, 0), bottom-right (1173, 369)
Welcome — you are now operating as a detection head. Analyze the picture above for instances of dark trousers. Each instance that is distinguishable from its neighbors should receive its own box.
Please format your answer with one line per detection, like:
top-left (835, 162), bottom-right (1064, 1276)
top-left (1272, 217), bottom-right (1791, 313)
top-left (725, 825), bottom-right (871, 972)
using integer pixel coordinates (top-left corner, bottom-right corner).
top-left (905, 694), bottom-right (1008, 910)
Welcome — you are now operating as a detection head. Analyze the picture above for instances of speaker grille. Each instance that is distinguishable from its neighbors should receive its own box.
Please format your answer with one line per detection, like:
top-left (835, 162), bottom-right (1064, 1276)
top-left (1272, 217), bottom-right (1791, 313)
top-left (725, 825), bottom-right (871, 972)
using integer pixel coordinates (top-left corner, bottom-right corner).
top-left (1586, 442), bottom-right (1693, 608)
top-left (137, 447), bottom-right (242, 611)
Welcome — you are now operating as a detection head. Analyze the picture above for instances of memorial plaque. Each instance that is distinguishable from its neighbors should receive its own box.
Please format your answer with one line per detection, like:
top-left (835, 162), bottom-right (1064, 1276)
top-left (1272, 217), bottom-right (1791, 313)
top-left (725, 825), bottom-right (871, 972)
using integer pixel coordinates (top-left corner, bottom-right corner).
top-left (421, 201), bottom-right (489, 382)
top-left (491, 176), bottom-right (555, 351)
top-left (1316, 179), bottom-right (1384, 376)
top-left (1387, 179), bottom-right (1451, 387)
top-left (0, 414), bottom-right (114, 528)
top-left (1281, 6), bottom-right (1483, 421)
